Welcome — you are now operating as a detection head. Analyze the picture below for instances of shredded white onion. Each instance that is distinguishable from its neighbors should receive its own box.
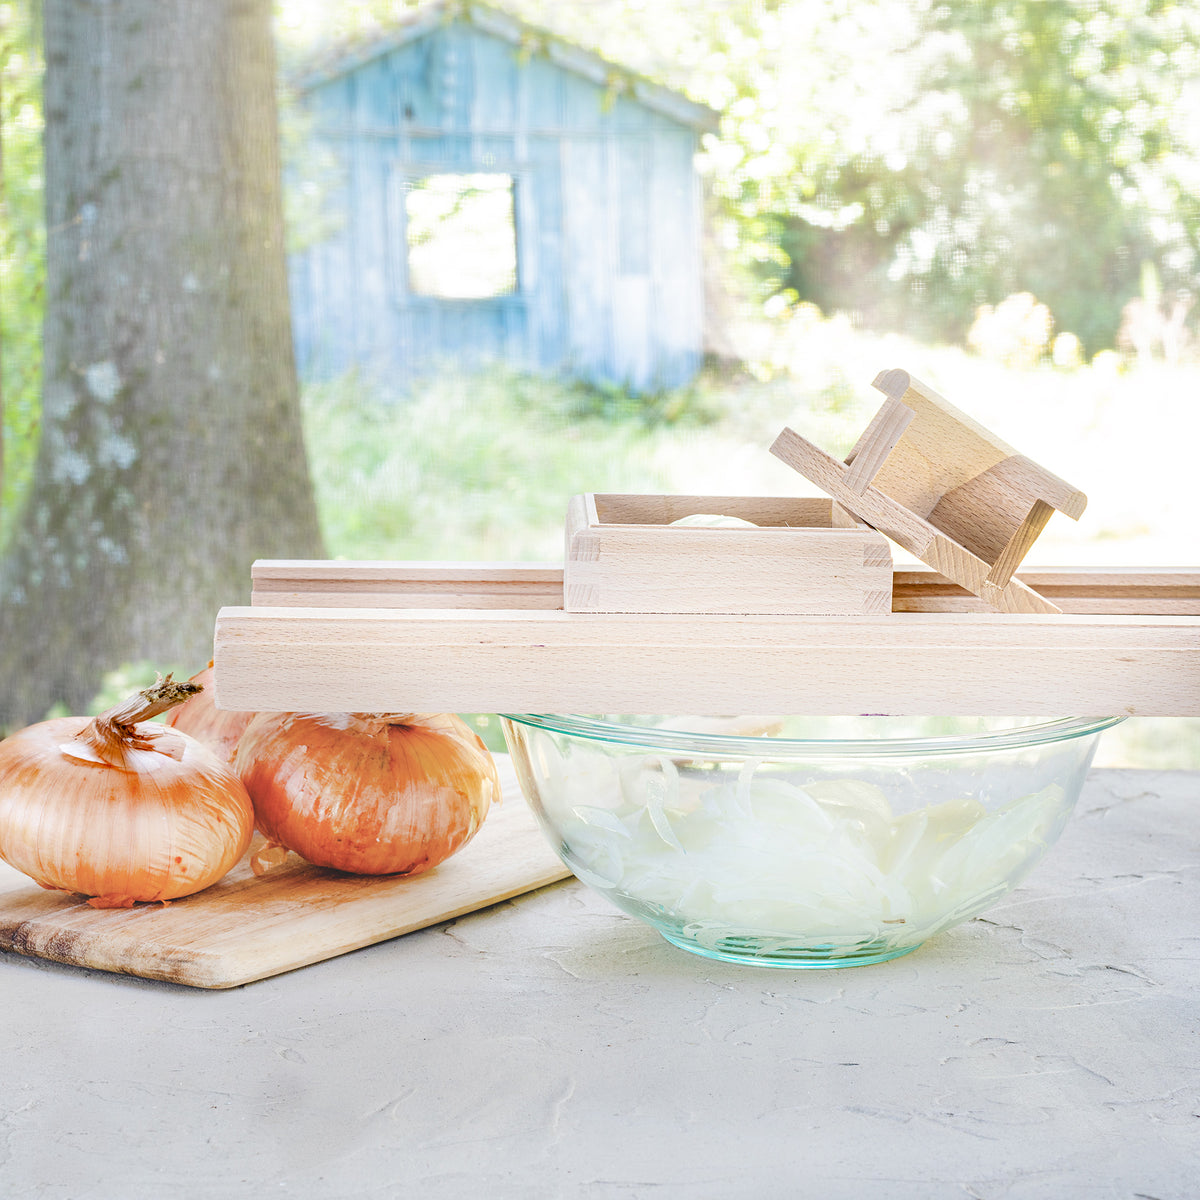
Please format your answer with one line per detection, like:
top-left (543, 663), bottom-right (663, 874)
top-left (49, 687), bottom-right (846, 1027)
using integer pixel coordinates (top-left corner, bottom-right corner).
top-left (668, 514), bottom-right (759, 528)
top-left (541, 746), bottom-right (1068, 945)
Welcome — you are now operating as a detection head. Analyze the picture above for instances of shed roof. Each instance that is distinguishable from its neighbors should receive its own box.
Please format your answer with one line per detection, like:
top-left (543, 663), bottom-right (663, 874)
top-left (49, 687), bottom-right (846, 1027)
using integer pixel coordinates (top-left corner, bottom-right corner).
top-left (296, 0), bottom-right (721, 134)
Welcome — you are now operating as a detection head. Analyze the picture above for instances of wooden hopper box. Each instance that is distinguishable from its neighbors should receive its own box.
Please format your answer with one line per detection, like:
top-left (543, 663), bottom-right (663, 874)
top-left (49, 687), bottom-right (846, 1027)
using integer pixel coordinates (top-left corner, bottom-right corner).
top-left (563, 493), bottom-right (893, 615)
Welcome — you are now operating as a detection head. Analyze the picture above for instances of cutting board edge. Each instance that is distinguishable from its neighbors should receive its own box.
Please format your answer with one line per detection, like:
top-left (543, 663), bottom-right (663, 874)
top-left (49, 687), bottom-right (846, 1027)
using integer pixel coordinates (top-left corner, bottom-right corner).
top-left (0, 862), bottom-right (577, 989)
top-left (187, 863), bottom-right (577, 989)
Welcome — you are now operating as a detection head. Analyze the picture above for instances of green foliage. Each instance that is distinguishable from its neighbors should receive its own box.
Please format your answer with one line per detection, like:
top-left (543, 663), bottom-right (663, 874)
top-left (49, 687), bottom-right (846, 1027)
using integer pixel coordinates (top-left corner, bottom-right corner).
top-left (375, 0), bottom-right (1200, 354)
top-left (671, 0), bottom-right (1200, 352)
top-left (278, 86), bottom-right (345, 255)
top-left (548, 374), bottom-right (723, 429)
top-left (893, 0), bottom-right (1199, 351)
top-left (37, 659), bottom-right (193, 725)
top-left (458, 712), bottom-right (508, 753)
top-left (0, 1), bottom-right (45, 545)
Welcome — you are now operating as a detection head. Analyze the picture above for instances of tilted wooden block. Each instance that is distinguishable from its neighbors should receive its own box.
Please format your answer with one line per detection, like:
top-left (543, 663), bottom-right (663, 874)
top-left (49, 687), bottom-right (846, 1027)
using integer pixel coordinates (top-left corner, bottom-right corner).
top-left (771, 369), bottom-right (1087, 614)
top-left (563, 493), bottom-right (893, 614)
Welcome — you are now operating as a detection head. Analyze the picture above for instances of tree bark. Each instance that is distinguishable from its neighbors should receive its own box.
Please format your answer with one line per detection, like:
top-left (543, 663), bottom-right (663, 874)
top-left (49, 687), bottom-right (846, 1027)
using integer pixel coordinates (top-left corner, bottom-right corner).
top-left (0, 41), bottom-right (6, 509)
top-left (0, 0), bottom-right (324, 729)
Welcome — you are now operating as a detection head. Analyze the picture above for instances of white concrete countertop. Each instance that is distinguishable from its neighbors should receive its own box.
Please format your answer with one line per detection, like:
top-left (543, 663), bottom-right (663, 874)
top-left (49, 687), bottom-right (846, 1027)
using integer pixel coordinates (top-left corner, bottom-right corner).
top-left (3, 767), bottom-right (1197, 1200)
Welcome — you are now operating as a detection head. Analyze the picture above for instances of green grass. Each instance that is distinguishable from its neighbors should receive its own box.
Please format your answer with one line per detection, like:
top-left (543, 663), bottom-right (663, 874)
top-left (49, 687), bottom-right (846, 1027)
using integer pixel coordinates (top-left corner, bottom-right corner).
top-left (301, 368), bottom-right (703, 561)
top-left (304, 313), bottom-right (1200, 571)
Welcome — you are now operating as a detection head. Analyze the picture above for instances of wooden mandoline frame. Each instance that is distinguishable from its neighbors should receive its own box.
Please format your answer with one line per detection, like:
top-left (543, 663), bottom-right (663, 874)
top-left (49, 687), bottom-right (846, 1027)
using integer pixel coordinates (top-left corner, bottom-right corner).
top-left (214, 561), bottom-right (1200, 717)
top-left (213, 367), bottom-right (1200, 718)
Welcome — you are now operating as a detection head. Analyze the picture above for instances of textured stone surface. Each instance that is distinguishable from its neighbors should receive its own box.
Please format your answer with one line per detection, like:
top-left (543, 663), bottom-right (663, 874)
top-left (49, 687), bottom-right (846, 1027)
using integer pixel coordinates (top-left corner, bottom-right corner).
top-left (2, 768), bottom-right (1197, 1199)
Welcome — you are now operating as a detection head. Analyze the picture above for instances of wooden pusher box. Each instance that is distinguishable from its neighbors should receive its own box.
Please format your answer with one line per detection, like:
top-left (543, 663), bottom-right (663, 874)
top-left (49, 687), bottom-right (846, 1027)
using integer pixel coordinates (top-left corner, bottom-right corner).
top-left (215, 370), bottom-right (1200, 718)
top-left (563, 494), bottom-right (893, 615)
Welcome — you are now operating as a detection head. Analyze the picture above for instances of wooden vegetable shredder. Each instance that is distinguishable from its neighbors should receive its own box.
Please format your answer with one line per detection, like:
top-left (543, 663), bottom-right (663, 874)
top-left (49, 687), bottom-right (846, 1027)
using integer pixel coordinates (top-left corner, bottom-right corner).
top-left (4, 366), bottom-right (1198, 991)
top-left (213, 367), bottom-right (1200, 718)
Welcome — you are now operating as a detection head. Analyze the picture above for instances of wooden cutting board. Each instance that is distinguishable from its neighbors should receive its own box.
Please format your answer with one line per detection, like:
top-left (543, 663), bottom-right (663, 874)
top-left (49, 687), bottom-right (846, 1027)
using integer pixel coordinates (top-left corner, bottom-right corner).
top-left (0, 756), bottom-right (573, 989)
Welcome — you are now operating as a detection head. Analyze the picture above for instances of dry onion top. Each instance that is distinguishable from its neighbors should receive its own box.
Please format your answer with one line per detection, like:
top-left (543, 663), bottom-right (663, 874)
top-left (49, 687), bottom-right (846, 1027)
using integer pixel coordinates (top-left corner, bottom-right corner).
top-left (163, 663), bottom-right (257, 763)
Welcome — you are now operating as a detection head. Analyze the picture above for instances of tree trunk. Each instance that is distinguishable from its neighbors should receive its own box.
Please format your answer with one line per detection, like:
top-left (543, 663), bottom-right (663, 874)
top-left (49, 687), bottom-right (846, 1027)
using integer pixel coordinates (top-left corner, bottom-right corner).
top-left (0, 0), bottom-right (324, 729)
top-left (0, 42), bottom-right (5, 510)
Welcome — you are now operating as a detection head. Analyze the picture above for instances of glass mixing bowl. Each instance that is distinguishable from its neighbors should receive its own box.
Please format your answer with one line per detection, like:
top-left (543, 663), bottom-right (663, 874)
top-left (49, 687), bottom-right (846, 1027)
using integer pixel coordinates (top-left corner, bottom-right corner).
top-left (500, 714), bottom-right (1123, 969)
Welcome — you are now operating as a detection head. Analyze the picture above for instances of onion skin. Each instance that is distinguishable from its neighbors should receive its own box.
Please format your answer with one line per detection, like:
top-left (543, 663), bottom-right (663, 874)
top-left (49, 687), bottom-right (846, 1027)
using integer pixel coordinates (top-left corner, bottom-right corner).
top-left (235, 712), bottom-right (499, 876)
top-left (164, 665), bottom-right (257, 763)
top-left (0, 714), bottom-right (255, 907)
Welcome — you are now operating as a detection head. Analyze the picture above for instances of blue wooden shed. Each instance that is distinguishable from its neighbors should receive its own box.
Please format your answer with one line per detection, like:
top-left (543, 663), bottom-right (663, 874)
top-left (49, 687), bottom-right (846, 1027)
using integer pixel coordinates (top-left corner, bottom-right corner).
top-left (288, 1), bottom-right (719, 393)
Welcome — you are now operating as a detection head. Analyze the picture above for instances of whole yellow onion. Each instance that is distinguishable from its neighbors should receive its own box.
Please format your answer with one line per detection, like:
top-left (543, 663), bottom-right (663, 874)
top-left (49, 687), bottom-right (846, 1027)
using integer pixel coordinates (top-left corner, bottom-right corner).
top-left (0, 677), bottom-right (256, 908)
top-left (235, 711), bottom-right (499, 876)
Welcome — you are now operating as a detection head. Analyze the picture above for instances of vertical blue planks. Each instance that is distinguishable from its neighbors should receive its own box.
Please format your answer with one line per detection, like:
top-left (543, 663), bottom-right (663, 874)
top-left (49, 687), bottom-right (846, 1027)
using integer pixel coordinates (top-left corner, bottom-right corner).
top-left (288, 14), bottom-right (711, 393)
top-left (561, 134), bottom-right (613, 380)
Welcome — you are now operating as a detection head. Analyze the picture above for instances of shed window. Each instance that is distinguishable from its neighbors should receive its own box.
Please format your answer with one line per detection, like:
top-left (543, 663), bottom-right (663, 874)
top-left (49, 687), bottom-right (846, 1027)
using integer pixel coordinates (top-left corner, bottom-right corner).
top-left (405, 173), bottom-right (517, 298)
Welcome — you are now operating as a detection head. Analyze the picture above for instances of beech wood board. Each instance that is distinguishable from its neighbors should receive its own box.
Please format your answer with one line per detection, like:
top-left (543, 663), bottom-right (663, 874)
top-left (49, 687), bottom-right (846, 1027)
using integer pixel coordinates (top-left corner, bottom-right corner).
top-left (227, 562), bottom-right (1200, 716)
top-left (0, 758), bottom-right (573, 990)
top-left (249, 561), bottom-right (1200, 616)
top-left (215, 597), bottom-right (1200, 720)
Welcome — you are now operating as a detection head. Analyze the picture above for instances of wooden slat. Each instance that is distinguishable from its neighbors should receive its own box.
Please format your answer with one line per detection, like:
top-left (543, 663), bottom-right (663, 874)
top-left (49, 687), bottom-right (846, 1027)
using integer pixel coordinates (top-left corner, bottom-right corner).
top-left (589, 494), bottom-right (837, 526)
top-left (984, 499), bottom-right (1056, 592)
top-left (891, 566), bottom-right (1200, 615)
top-left (251, 561), bottom-right (565, 609)
top-left (213, 606), bottom-right (1200, 717)
top-left (842, 396), bottom-right (915, 493)
top-left (249, 561), bottom-right (1200, 616)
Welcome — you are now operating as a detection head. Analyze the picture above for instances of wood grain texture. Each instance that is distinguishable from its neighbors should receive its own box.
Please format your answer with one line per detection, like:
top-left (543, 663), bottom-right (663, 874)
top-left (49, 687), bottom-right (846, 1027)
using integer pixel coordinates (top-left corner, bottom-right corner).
top-left (771, 370), bottom-right (1087, 613)
top-left (922, 531), bottom-right (1062, 615)
top-left (0, 759), bottom-right (572, 989)
top-left (984, 499), bottom-right (1056, 591)
top-left (290, 18), bottom-right (712, 392)
top-left (252, 561), bottom-right (565, 609)
top-left (843, 396), bottom-right (916, 493)
top-left (869, 368), bottom-right (1087, 517)
top-left (930, 456), bottom-right (1085, 563)
top-left (248, 562), bottom-right (1200, 615)
top-left (769, 427), bottom-right (1062, 614)
top-left (589, 494), bottom-right (836, 525)
top-left (212, 605), bottom-right (1200, 716)
top-left (563, 493), bottom-right (893, 615)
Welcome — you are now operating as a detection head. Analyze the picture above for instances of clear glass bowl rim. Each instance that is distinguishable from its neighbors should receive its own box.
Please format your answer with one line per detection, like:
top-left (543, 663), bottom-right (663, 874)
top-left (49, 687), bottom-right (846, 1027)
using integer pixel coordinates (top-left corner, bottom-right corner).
top-left (498, 714), bottom-right (1127, 759)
